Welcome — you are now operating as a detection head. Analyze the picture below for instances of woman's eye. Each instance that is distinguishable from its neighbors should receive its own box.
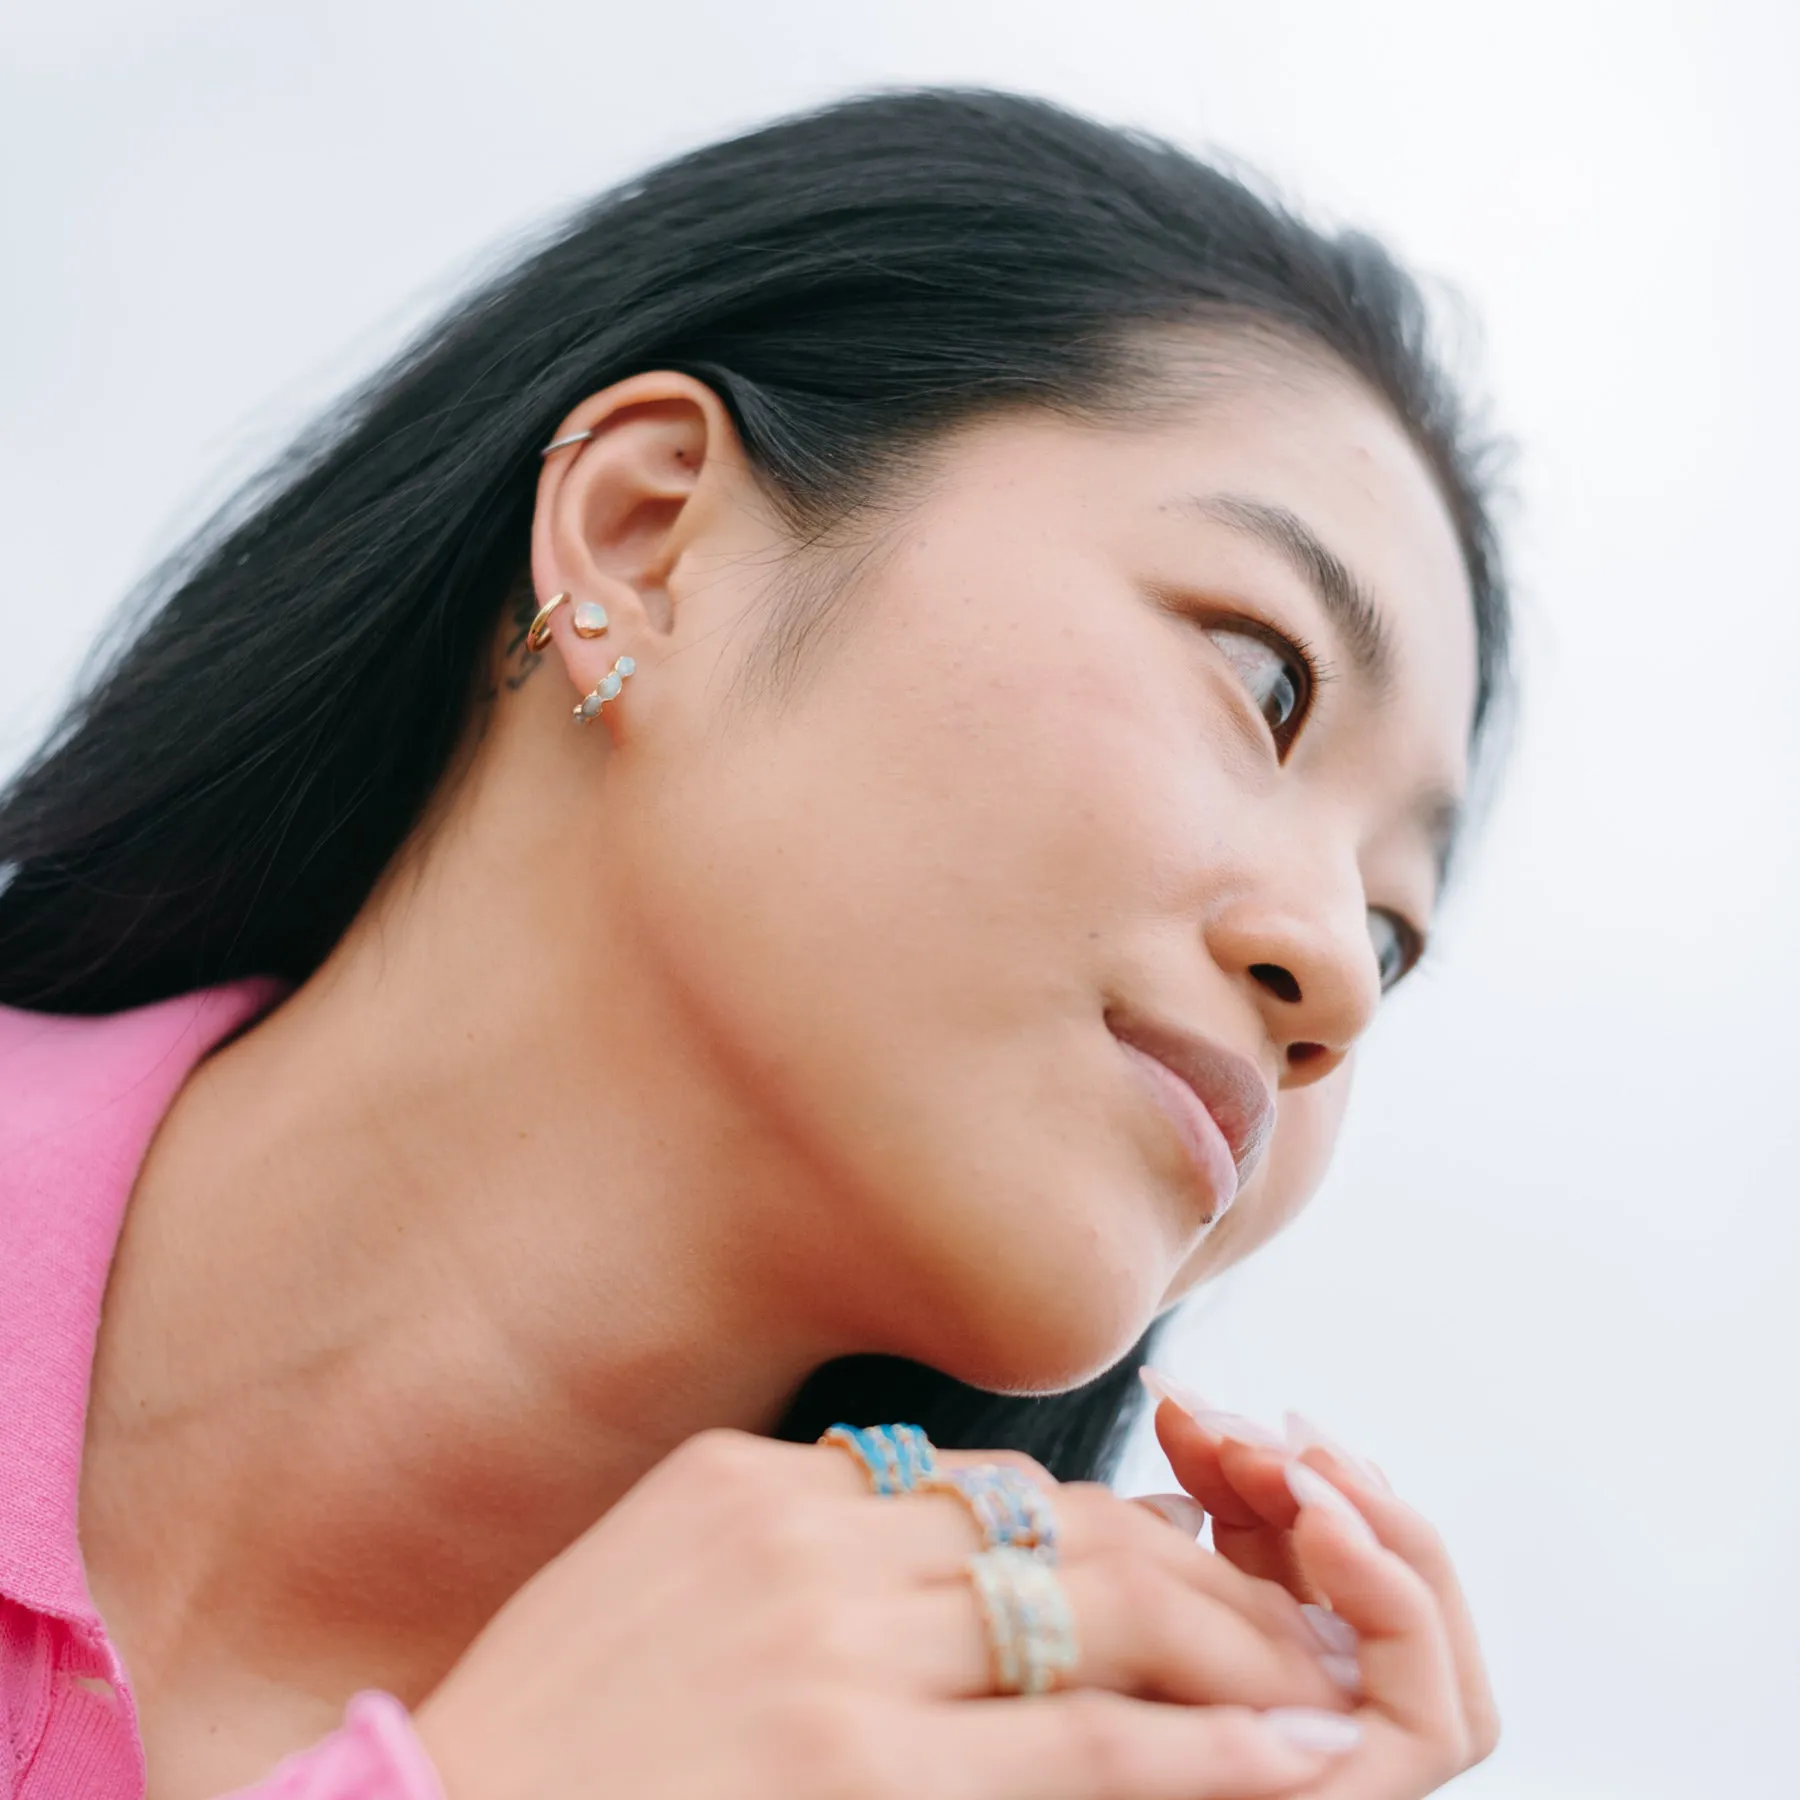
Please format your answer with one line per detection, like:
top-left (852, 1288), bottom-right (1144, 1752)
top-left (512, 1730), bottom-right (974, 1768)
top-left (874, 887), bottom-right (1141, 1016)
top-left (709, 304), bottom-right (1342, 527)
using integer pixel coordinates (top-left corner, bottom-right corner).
top-left (1204, 626), bottom-right (1309, 750)
top-left (1367, 908), bottom-right (1421, 992)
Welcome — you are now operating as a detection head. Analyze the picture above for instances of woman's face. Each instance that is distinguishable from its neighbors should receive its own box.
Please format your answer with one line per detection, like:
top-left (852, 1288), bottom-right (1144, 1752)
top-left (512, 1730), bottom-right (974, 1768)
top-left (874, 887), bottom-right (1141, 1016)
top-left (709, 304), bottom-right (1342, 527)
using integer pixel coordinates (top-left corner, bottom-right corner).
top-left (551, 351), bottom-right (1477, 1392)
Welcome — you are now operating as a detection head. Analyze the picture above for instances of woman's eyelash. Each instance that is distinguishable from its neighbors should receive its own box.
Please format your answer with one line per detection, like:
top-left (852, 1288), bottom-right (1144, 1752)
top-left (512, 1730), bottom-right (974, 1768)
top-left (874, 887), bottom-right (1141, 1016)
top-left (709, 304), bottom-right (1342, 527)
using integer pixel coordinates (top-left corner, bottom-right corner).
top-left (1281, 628), bottom-right (1334, 699)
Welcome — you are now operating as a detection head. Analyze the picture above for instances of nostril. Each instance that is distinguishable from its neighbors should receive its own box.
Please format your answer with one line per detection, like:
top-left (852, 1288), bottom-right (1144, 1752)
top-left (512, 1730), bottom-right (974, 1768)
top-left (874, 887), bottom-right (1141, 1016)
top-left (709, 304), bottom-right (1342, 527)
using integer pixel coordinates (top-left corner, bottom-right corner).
top-left (1249, 962), bottom-right (1302, 1005)
top-left (1287, 1041), bottom-right (1329, 1069)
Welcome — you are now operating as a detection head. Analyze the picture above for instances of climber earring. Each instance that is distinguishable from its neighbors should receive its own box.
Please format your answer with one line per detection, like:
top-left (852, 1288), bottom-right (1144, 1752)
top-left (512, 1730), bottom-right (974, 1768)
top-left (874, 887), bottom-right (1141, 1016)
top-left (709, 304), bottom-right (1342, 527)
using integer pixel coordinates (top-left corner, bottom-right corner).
top-left (573, 656), bottom-right (636, 723)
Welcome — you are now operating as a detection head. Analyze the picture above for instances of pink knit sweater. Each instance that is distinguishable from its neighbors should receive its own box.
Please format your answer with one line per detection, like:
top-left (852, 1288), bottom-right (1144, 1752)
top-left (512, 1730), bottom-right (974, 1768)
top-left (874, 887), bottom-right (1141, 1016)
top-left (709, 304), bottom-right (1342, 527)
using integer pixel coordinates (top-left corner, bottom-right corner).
top-left (0, 986), bottom-right (446, 1799)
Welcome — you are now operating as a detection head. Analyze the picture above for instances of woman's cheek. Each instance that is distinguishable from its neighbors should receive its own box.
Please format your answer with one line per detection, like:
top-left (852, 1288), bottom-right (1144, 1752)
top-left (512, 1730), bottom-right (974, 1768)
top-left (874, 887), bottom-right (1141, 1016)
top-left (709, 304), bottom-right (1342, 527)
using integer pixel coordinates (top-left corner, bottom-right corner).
top-left (1164, 1059), bottom-right (1355, 1299)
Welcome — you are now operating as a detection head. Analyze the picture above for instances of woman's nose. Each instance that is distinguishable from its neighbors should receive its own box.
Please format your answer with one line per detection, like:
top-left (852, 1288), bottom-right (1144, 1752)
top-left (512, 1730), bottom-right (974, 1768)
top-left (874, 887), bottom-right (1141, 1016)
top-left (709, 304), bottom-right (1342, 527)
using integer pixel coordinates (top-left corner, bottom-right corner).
top-left (1205, 895), bottom-right (1382, 1087)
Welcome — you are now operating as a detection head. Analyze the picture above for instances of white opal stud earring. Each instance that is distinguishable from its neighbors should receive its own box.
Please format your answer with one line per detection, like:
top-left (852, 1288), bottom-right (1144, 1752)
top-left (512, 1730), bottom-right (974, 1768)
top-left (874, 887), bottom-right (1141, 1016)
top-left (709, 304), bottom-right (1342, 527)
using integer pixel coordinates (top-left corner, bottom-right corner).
top-left (571, 601), bottom-right (610, 639)
top-left (573, 656), bottom-right (636, 723)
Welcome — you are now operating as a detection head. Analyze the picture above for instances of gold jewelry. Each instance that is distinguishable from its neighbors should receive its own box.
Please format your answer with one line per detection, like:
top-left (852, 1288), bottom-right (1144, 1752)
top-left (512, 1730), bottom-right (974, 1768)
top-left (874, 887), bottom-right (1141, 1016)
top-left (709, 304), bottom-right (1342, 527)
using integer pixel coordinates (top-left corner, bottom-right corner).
top-left (967, 1547), bottom-right (1077, 1697)
top-left (524, 593), bottom-right (570, 653)
top-left (573, 656), bottom-right (637, 723)
top-left (924, 1465), bottom-right (1059, 1560)
top-left (818, 1424), bottom-right (938, 1495)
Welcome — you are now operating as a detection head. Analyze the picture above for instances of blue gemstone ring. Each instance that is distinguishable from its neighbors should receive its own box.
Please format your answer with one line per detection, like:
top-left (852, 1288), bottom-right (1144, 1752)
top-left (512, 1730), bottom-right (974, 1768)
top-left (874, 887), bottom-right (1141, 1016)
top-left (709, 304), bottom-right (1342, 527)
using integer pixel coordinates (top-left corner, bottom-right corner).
top-left (818, 1423), bottom-right (940, 1495)
top-left (924, 1463), bottom-right (1060, 1562)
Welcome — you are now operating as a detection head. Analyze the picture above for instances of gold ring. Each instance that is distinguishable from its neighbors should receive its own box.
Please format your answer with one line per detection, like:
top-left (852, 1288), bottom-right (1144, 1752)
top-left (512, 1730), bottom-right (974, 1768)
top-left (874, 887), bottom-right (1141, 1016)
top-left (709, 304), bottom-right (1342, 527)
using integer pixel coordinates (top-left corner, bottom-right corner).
top-left (967, 1546), bottom-right (1077, 1697)
top-left (524, 592), bottom-right (571, 653)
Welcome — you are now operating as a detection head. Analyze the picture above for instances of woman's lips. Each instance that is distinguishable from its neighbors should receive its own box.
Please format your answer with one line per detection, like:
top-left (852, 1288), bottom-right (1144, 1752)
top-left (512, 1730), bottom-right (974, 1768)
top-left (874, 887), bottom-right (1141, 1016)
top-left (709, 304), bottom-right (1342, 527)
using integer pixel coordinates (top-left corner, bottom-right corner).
top-left (1107, 1012), bottom-right (1275, 1224)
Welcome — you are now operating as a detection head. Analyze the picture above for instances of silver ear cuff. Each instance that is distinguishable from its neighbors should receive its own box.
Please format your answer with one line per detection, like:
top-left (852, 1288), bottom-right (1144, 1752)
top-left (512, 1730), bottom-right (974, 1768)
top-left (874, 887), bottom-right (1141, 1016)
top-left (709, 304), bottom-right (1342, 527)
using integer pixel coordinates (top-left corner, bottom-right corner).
top-left (541, 429), bottom-right (596, 457)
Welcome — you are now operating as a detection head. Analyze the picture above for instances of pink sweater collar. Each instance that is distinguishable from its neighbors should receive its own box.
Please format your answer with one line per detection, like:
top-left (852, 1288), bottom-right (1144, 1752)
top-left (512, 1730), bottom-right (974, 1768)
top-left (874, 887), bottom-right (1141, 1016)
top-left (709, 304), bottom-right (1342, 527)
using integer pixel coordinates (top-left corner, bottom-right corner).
top-left (0, 980), bottom-right (283, 1629)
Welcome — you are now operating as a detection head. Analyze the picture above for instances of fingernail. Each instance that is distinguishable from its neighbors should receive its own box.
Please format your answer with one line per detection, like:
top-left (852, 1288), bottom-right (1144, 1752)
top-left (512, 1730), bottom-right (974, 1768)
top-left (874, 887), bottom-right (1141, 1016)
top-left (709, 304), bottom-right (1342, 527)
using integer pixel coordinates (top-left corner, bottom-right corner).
top-left (1261, 1707), bottom-right (1363, 1754)
top-left (1139, 1366), bottom-right (1209, 1415)
top-left (1284, 1411), bottom-right (1390, 1491)
top-left (1318, 1653), bottom-right (1363, 1693)
top-left (1192, 1408), bottom-right (1287, 1451)
top-left (1299, 1602), bottom-right (1359, 1656)
top-left (1285, 1462), bottom-right (1379, 1547)
top-left (1135, 1492), bottom-right (1208, 1537)
top-left (1139, 1370), bottom-right (1287, 1451)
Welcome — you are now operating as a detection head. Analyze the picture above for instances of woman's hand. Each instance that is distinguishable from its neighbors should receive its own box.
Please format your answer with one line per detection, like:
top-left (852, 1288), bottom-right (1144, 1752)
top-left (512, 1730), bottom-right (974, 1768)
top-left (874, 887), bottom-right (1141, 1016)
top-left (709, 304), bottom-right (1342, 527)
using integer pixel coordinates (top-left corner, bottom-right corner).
top-left (1144, 1378), bottom-right (1500, 1798)
top-left (412, 1427), bottom-right (1366, 1800)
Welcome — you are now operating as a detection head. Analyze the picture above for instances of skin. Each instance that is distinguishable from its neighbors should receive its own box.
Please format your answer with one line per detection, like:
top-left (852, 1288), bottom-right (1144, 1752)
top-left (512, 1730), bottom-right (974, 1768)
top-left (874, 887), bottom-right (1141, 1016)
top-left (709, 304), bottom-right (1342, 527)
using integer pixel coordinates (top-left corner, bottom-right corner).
top-left (77, 345), bottom-right (1483, 1800)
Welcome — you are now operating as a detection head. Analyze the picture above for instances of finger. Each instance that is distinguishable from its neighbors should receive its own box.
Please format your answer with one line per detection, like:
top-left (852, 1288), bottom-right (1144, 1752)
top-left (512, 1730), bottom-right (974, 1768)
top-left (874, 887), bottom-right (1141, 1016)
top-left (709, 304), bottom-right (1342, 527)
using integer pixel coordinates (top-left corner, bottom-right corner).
top-left (834, 1472), bottom-right (1311, 1647)
top-left (1147, 1390), bottom-right (1269, 1529)
top-left (1292, 1446), bottom-right (1498, 1759)
top-left (924, 1694), bottom-right (1361, 1800)
top-left (1131, 1492), bottom-right (1206, 1537)
top-left (1284, 1472), bottom-right (1463, 1749)
top-left (1151, 1405), bottom-right (1313, 1596)
top-left (893, 1559), bottom-right (1354, 1711)
top-left (913, 1484), bottom-right (1325, 1657)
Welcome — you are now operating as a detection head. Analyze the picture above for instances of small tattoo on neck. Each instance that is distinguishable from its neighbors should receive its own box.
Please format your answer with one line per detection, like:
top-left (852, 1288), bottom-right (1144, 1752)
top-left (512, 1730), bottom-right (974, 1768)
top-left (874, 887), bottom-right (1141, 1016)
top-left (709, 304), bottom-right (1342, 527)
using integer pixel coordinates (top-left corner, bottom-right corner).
top-left (503, 590), bottom-right (545, 690)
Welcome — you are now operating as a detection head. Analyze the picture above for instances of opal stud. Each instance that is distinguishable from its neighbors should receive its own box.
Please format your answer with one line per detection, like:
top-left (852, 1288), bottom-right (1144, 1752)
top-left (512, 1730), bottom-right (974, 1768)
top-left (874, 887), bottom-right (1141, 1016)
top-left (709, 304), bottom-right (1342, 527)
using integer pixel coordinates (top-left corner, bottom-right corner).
top-left (572, 601), bottom-right (610, 639)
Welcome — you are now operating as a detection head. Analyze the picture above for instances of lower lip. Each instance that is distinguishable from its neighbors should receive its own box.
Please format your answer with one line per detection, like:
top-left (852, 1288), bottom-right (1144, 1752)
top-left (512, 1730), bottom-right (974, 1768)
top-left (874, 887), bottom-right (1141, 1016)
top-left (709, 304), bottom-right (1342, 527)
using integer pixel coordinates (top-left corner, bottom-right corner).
top-left (1115, 1038), bottom-right (1241, 1223)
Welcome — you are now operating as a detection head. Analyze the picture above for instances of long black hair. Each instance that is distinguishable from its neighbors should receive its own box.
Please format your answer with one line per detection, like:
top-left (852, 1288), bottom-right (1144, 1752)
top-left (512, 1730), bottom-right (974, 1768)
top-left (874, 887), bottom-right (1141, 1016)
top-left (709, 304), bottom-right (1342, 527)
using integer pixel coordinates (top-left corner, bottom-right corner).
top-left (0, 89), bottom-right (1510, 1480)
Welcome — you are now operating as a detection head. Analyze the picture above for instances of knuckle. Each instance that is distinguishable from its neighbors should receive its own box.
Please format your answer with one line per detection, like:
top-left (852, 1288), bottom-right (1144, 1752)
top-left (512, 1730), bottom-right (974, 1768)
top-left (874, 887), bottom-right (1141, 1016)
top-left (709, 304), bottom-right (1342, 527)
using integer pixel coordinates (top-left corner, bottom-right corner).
top-left (1062, 1483), bottom-right (1144, 1548)
top-left (673, 1427), bottom-right (769, 1491)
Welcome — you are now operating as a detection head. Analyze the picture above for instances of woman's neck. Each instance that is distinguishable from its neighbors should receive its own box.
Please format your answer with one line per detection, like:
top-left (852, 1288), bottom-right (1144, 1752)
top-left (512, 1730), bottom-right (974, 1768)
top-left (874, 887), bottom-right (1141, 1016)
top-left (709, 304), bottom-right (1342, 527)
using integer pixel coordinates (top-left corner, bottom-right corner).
top-left (78, 797), bottom-right (842, 1712)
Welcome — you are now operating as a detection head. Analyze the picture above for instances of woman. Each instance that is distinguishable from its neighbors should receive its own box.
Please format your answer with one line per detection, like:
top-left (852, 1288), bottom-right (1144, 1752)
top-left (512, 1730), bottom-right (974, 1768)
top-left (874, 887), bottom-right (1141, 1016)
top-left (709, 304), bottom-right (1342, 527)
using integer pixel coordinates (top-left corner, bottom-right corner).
top-left (0, 89), bottom-right (1506, 1800)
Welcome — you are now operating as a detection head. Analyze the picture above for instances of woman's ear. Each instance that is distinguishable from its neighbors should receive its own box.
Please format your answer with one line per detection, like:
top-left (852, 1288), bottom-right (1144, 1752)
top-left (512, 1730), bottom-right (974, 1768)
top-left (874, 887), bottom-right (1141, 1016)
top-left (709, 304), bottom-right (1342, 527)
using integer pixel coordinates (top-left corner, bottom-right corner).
top-left (527, 372), bottom-right (752, 700)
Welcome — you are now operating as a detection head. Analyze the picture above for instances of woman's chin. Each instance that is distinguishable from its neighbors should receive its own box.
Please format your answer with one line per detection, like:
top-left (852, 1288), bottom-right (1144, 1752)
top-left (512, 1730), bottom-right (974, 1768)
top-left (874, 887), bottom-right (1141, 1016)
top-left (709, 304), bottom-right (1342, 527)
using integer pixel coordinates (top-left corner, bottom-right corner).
top-left (903, 1257), bottom-right (1164, 1397)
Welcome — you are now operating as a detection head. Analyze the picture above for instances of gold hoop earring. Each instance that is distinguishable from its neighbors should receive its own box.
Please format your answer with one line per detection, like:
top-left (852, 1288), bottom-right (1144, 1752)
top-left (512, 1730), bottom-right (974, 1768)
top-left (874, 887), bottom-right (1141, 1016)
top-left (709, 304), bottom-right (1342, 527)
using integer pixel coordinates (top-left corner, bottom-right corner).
top-left (524, 593), bottom-right (570, 654)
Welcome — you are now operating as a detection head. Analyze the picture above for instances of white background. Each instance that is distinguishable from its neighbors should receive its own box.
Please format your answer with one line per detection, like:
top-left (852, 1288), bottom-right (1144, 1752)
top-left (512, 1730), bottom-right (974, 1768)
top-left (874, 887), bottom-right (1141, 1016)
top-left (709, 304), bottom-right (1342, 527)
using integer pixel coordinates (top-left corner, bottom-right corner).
top-left (2, 4), bottom-right (1795, 1795)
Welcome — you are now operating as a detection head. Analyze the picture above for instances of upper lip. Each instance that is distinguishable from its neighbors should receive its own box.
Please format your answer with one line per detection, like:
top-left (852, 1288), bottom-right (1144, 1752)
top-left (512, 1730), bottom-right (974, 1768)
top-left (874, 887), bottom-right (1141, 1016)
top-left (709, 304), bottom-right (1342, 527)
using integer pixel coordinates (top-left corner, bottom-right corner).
top-left (1106, 1007), bottom-right (1275, 1185)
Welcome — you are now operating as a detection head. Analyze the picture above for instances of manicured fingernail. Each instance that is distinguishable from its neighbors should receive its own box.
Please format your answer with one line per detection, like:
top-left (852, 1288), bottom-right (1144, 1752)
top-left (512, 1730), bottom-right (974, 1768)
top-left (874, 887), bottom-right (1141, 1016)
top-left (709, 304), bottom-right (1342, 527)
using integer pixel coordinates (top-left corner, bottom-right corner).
top-left (1192, 1408), bottom-right (1287, 1451)
top-left (1285, 1462), bottom-right (1379, 1547)
top-left (1318, 1652), bottom-right (1362, 1693)
top-left (1135, 1492), bottom-right (1207, 1537)
top-left (1284, 1411), bottom-right (1390, 1490)
top-left (1299, 1602), bottom-right (1359, 1656)
top-left (1139, 1366), bottom-right (1209, 1414)
top-left (1139, 1370), bottom-right (1286, 1451)
top-left (1261, 1707), bottom-right (1363, 1754)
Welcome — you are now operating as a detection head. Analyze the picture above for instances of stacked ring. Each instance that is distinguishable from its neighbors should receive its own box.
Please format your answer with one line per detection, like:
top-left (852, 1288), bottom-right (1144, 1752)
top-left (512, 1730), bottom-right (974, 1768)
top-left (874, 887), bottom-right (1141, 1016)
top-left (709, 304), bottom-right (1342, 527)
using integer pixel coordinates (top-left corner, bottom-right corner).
top-left (818, 1423), bottom-right (939, 1495)
top-left (968, 1546), bottom-right (1079, 1696)
top-left (925, 1464), bottom-right (1060, 1561)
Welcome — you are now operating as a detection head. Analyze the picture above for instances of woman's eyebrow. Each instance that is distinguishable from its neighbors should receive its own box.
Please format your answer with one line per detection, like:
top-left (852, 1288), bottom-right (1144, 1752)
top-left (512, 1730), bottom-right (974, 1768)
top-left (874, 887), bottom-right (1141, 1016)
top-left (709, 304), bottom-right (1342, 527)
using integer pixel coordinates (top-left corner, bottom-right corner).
top-left (1176, 493), bottom-right (1396, 694)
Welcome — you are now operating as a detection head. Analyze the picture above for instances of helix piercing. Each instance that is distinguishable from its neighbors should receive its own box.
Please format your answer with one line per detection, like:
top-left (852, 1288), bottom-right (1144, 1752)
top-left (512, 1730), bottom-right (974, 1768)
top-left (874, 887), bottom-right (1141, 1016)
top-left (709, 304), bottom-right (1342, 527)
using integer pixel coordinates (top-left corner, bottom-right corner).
top-left (573, 656), bottom-right (636, 723)
top-left (540, 428), bottom-right (596, 457)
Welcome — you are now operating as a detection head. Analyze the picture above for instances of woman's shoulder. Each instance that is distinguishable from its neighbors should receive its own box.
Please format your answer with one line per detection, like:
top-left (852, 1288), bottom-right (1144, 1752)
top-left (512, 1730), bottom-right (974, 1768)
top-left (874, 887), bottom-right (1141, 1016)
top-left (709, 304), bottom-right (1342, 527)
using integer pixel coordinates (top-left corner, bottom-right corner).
top-left (0, 979), bottom-right (283, 1152)
top-left (0, 978), bottom-right (286, 1286)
